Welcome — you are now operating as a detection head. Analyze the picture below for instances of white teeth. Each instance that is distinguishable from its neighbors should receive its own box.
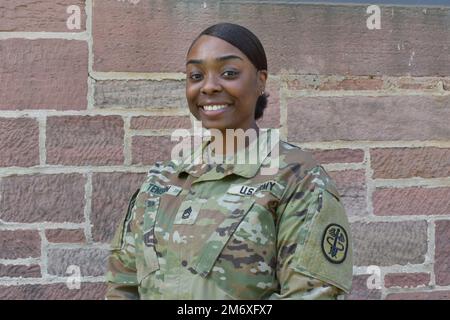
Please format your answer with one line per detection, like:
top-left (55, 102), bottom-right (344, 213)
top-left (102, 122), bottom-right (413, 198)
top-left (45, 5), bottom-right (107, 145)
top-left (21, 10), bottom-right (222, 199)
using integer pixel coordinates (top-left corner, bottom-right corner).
top-left (202, 105), bottom-right (228, 111)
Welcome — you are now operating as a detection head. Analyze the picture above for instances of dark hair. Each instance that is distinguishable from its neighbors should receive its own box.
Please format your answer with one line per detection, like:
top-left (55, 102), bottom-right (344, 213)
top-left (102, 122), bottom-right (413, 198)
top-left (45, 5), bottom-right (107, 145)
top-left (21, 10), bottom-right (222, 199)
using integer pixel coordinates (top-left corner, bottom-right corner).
top-left (187, 23), bottom-right (269, 120)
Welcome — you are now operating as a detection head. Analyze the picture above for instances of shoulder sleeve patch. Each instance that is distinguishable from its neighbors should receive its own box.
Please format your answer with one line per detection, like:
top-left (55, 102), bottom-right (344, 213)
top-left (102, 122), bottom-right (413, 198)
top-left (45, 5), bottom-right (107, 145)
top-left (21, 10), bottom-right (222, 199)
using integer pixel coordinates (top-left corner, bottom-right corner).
top-left (291, 188), bottom-right (353, 293)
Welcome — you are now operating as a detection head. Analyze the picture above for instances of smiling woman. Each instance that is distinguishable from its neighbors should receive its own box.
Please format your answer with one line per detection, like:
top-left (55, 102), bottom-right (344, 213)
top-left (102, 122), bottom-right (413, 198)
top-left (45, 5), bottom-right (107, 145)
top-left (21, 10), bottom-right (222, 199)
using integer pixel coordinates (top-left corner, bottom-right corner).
top-left (105, 22), bottom-right (353, 300)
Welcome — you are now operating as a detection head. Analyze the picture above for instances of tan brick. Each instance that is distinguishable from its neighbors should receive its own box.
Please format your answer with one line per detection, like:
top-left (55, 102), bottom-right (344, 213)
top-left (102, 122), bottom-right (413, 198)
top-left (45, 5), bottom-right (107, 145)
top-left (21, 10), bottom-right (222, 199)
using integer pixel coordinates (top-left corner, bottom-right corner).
top-left (371, 147), bottom-right (450, 179)
top-left (0, 264), bottom-right (41, 278)
top-left (351, 221), bottom-right (427, 266)
top-left (435, 220), bottom-right (450, 286)
top-left (0, 0), bottom-right (86, 32)
top-left (309, 149), bottom-right (364, 164)
top-left (131, 136), bottom-right (178, 165)
top-left (0, 282), bottom-right (107, 300)
top-left (0, 230), bottom-right (41, 259)
top-left (384, 77), bottom-right (444, 90)
top-left (0, 39), bottom-right (88, 110)
top-left (345, 275), bottom-right (381, 300)
top-left (130, 116), bottom-right (192, 130)
top-left (45, 229), bottom-right (86, 243)
top-left (0, 118), bottom-right (39, 167)
top-left (386, 291), bottom-right (450, 300)
top-left (373, 187), bottom-right (450, 216)
top-left (329, 170), bottom-right (367, 217)
top-left (384, 273), bottom-right (430, 288)
top-left (93, 2), bottom-right (450, 76)
top-left (287, 96), bottom-right (450, 142)
top-left (91, 172), bottom-right (146, 243)
top-left (47, 248), bottom-right (109, 277)
top-left (0, 174), bottom-right (85, 223)
top-left (94, 80), bottom-right (187, 109)
top-left (287, 76), bottom-right (383, 91)
top-left (46, 116), bottom-right (124, 165)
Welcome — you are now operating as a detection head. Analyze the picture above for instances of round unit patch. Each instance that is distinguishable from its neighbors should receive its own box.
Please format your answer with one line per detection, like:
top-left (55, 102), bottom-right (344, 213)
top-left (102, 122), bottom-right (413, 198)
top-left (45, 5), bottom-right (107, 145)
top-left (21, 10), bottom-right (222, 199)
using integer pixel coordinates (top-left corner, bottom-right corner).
top-left (321, 223), bottom-right (348, 264)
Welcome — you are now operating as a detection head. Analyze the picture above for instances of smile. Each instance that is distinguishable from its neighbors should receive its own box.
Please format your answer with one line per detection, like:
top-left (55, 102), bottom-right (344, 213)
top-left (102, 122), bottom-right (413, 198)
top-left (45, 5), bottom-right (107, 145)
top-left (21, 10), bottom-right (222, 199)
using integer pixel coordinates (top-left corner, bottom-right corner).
top-left (199, 104), bottom-right (232, 116)
top-left (201, 104), bottom-right (229, 111)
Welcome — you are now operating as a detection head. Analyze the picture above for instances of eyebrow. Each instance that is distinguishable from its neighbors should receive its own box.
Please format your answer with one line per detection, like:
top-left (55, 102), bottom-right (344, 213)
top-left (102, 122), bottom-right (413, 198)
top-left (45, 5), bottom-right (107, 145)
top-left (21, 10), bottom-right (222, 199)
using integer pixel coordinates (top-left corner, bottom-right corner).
top-left (186, 54), bottom-right (243, 66)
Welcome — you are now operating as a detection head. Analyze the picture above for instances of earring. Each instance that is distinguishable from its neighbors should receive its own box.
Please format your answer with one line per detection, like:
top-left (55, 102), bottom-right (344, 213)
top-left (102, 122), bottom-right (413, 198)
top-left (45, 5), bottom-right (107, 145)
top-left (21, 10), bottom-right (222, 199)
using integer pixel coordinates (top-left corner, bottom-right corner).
top-left (260, 90), bottom-right (265, 96)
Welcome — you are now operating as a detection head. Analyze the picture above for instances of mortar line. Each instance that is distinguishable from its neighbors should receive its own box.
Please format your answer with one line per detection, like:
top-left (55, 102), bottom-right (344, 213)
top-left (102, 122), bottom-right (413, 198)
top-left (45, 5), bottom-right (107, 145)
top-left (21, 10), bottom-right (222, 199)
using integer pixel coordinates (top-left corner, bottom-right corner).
top-left (83, 172), bottom-right (93, 244)
top-left (39, 229), bottom-right (48, 280)
top-left (37, 116), bottom-right (47, 166)
top-left (86, 0), bottom-right (94, 110)
top-left (0, 32), bottom-right (88, 40)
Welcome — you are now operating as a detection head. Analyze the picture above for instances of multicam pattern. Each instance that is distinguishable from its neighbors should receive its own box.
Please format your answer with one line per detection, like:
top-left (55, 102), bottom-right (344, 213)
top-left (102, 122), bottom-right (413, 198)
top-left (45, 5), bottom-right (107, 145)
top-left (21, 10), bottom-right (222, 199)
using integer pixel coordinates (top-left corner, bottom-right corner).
top-left (105, 129), bottom-right (353, 299)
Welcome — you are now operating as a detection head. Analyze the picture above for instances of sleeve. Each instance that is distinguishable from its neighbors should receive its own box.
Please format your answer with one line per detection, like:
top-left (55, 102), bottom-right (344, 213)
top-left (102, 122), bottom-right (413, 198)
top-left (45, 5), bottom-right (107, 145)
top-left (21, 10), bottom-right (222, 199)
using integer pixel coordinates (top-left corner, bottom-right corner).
top-left (105, 188), bottom-right (141, 300)
top-left (268, 165), bottom-right (353, 300)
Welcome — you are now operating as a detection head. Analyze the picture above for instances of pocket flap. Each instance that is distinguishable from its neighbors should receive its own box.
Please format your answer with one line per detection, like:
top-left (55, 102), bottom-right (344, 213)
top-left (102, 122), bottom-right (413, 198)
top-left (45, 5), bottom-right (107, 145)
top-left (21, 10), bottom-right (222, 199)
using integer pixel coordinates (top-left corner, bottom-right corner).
top-left (192, 197), bottom-right (256, 277)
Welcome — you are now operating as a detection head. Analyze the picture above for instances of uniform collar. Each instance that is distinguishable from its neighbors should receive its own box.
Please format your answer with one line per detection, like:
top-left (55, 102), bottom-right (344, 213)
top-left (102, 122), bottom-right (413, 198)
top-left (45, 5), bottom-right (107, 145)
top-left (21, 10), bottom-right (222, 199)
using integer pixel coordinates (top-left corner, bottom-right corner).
top-left (175, 128), bottom-right (274, 180)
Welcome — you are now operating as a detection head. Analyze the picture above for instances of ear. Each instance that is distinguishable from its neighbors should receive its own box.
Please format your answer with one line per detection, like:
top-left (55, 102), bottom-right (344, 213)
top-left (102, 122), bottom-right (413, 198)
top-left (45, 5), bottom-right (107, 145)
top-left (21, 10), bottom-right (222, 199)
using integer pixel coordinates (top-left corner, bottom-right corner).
top-left (257, 69), bottom-right (268, 92)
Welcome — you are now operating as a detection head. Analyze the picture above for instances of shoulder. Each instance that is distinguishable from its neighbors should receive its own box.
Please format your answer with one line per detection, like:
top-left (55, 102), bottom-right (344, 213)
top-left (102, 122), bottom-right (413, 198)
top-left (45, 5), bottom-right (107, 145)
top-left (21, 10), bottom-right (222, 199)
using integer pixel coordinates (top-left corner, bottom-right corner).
top-left (277, 140), bottom-right (318, 173)
top-left (266, 139), bottom-right (324, 189)
top-left (144, 159), bottom-right (180, 184)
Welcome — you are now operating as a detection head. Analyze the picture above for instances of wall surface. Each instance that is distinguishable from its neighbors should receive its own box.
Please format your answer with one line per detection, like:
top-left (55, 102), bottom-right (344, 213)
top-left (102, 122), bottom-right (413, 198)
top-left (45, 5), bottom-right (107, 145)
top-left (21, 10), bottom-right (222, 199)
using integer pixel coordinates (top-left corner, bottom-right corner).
top-left (0, 0), bottom-right (450, 299)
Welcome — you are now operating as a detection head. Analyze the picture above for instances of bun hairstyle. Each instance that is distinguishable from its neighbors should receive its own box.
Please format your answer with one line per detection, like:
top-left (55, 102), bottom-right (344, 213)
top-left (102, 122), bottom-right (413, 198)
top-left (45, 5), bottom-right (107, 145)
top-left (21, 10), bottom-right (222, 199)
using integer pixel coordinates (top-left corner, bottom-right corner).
top-left (187, 23), bottom-right (269, 120)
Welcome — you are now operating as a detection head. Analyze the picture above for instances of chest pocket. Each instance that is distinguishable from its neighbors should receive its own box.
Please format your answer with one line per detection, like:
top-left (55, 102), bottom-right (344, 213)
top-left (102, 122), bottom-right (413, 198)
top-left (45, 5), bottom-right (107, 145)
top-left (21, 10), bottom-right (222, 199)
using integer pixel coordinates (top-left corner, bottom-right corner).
top-left (190, 196), bottom-right (256, 277)
top-left (136, 192), bottom-right (161, 284)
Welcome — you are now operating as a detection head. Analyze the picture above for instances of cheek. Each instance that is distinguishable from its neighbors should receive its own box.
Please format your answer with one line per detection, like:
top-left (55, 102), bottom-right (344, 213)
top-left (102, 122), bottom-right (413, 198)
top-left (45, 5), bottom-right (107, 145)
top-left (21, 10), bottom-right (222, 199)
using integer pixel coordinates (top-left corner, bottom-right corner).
top-left (186, 86), bottom-right (198, 109)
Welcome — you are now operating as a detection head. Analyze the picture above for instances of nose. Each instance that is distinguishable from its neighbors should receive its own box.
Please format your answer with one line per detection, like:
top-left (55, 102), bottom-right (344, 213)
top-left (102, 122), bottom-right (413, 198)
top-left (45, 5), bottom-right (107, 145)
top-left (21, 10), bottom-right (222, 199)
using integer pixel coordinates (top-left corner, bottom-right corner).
top-left (200, 73), bottom-right (222, 95)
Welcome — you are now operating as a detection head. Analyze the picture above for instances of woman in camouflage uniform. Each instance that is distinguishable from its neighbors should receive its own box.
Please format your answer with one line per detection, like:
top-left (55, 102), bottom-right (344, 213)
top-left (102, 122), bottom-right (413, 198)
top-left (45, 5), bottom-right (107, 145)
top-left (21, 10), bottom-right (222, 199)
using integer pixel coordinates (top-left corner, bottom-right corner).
top-left (105, 22), bottom-right (353, 299)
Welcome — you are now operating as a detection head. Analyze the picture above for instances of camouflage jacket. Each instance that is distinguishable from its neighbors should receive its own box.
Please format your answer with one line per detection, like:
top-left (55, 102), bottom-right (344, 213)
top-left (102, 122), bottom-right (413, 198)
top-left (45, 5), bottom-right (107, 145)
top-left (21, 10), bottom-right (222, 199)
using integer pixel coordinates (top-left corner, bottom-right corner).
top-left (105, 128), bottom-right (353, 299)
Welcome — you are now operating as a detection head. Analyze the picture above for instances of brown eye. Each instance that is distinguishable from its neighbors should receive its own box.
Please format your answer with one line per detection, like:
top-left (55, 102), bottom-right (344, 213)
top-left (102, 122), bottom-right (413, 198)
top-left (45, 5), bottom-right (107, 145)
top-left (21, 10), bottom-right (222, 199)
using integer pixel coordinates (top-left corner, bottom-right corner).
top-left (189, 73), bottom-right (203, 81)
top-left (223, 70), bottom-right (239, 78)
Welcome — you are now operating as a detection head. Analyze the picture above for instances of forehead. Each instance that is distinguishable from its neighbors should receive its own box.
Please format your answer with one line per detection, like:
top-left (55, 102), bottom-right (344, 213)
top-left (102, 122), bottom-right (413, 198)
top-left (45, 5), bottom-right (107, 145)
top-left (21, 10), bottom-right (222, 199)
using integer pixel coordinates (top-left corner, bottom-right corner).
top-left (186, 35), bottom-right (250, 64)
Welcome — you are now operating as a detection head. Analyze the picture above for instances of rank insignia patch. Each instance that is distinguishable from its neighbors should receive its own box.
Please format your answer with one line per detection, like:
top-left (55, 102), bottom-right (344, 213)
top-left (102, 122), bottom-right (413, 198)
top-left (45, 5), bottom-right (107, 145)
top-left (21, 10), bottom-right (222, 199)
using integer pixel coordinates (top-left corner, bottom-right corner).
top-left (321, 223), bottom-right (348, 264)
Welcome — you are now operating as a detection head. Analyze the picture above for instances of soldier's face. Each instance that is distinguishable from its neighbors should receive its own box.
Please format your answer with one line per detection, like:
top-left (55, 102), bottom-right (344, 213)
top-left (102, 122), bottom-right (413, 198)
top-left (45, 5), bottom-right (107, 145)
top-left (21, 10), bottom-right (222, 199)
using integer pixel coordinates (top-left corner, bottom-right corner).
top-left (186, 35), bottom-right (265, 132)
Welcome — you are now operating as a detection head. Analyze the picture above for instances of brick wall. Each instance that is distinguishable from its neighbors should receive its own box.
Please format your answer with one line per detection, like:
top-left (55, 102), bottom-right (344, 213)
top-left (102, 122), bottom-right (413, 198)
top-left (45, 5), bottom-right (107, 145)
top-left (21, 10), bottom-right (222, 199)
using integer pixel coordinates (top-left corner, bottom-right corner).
top-left (0, 0), bottom-right (449, 300)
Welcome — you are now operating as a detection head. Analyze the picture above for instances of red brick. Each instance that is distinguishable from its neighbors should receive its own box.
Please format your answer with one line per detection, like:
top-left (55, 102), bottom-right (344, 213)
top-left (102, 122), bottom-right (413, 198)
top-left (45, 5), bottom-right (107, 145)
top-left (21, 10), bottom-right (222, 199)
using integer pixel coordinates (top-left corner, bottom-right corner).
top-left (0, 118), bottom-right (39, 167)
top-left (435, 220), bottom-right (450, 286)
top-left (0, 282), bottom-right (107, 300)
top-left (386, 291), bottom-right (450, 300)
top-left (45, 229), bottom-right (85, 243)
top-left (373, 187), bottom-right (450, 216)
top-left (287, 76), bottom-right (383, 91)
top-left (329, 170), bottom-right (367, 217)
top-left (130, 116), bottom-right (191, 130)
top-left (131, 136), bottom-right (178, 165)
top-left (309, 149), bottom-right (364, 164)
top-left (0, 230), bottom-right (41, 259)
top-left (91, 172), bottom-right (146, 243)
top-left (93, 2), bottom-right (450, 76)
top-left (0, 174), bottom-right (85, 223)
top-left (0, 39), bottom-right (88, 110)
top-left (351, 221), bottom-right (427, 266)
top-left (345, 275), bottom-right (381, 300)
top-left (0, 264), bottom-right (41, 278)
top-left (46, 116), bottom-right (124, 165)
top-left (287, 96), bottom-right (450, 142)
top-left (371, 147), bottom-right (450, 179)
top-left (0, 0), bottom-right (86, 32)
top-left (384, 273), bottom-right (430, 288)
